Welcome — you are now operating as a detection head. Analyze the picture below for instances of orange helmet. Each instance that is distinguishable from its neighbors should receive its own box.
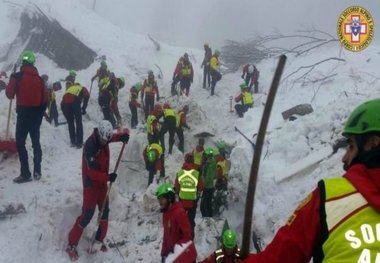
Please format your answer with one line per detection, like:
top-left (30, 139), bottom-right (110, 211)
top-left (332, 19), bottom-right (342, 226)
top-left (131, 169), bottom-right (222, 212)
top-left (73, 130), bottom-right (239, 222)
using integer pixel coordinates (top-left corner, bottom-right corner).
top-left (163, 102), bottom-right (170, 109)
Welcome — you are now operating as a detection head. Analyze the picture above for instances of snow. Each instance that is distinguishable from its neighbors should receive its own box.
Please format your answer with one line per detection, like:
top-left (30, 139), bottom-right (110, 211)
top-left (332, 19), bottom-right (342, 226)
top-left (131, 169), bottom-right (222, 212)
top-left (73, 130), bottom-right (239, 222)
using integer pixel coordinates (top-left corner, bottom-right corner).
top-left (0, 0), bottom-right (380, 262)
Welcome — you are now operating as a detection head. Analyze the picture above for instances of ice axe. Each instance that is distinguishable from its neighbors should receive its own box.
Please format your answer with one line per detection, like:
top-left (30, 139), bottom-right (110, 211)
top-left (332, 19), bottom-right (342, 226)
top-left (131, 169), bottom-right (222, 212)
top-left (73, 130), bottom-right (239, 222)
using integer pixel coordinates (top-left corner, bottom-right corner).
top-left (89, 140), bottom-right (127, 253)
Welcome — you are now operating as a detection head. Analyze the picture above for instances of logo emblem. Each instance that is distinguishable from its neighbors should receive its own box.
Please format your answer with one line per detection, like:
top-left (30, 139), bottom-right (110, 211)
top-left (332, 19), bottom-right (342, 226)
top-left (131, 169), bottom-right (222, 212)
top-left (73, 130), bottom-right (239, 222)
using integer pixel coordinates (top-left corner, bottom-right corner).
top-left (337, 6), bottom-right (374, 52)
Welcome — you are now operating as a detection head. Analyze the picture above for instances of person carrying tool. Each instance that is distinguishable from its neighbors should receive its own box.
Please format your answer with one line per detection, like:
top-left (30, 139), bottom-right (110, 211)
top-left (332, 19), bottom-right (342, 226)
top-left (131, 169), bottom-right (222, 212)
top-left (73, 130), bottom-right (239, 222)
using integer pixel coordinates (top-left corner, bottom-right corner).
top-left (242, 99), bottom-right (380, 262)
top-left (6, 51), bottom-right (48, 183)
top-left (66, 120), bottom-right (129, 261)
top-left (61, 79), bottom-right (89, 148)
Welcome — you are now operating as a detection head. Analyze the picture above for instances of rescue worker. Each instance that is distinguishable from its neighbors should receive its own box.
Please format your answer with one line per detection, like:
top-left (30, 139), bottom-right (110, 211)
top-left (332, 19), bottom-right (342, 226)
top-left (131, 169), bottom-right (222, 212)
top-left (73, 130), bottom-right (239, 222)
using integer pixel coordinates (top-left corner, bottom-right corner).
top-left (214, 141), bottom-right (230, 216)
top-left (42, 74), bottom-right (59, 127)
top-left (143, 143), bottom-right (163, 186)
top-left (201, 43), bottom-right (212, 89)
top-left (91, 60), bottom-right (110, 88)
top-left (156, 183), bottom-right (197, 263)
top-left (141, 70), bottom-right (160, 119)
top-left (6, 50), bottom-right (48, 183)
top-left (171, 57), bottom-right (184, 96)
top-left (146, 103), bottom-right (163, 144)
top-left (129, 82), bottom-right (142, 129)
top-left (174, 153), bottom-right (203, 239)
top-left (176, 105), bottom-right (190, 153)
top-left (210, 50), bottom-right (222, 96)
top-left (200, 147), bottom-right (217, 217)
top-left (110, 76), bottom-right (125, 127)
top-left (241, 64), bottom-right (259, 93)
top-left (66, 120), bottom-right (129, 261)
top-left (200, 229), bottom-right (241, 263)
top-left (65, 70), bottom-right (77, 87)
top-left (61, 79), bottom-right (89, 148)
top-left (234, 83), bottom-right (253, 118)
top-left (160, 103), bottom-right (177, 154)
top-left (179, 53), bottom-right (194, 96)
top-left (243, 98), bottom-right (380, 262)
top-left (193, 138), bottom-right (205, 172)
top-left (98, 74), bottom-right (120, 128)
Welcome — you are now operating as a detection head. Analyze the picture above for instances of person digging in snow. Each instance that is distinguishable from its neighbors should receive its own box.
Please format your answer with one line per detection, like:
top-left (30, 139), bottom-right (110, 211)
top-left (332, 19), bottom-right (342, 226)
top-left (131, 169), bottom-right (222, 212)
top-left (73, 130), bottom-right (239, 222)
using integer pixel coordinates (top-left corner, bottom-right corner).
top-left (143, 142), bottom-right (163, 186)
top-left (6, 50), bottom-right (48, 183)
top-left (242, 98), bottom-right (380, 262)
top-left (234, 83), bottom-right (253, 118)
top-left (66, 120), bottom-right (129, 261)
top-left (91, 60), bottom-right (110, 89)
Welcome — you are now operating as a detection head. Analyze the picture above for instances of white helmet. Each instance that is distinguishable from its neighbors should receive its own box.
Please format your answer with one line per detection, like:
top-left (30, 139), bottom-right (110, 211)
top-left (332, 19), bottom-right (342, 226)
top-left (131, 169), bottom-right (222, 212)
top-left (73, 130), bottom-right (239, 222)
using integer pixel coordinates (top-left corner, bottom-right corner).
top-left (248, 65), bottom-right (254, 74)
top-left (98, 120), bottom-right (113, 141)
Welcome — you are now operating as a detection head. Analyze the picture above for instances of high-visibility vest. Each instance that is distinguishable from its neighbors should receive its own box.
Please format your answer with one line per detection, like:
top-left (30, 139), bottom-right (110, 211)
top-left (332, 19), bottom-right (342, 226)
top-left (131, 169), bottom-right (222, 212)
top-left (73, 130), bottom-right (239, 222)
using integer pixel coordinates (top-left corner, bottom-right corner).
top-left (147, 143), bottom-right (163, 156)
top-left (65, 84), bottom-right (82, 96)
top-left (215, 247), bottom-right (240, 263)
top-left (176, 111), bottom-right (185, 128)
top-left (319, 177), bottom-right (379, 262)
top-left (242, 91), bottom-right (253, 106)
top-left (146, 114), bottom-right (157, 135)
top-left (99, 77), bottom-right (110, 90)
top-left (217, 159), bottom-right (229, 177)
top-left (210, 56), bottom-right (220, 71)
top-left (144, 81), bottom-right (155, 93)
top-left (177, 169), bottom-right (199, 200)
top-left (193, 148), bottom-right (204, 166)
top-left (164, 108), bottom-right (176, 118)
top-left (181, 64), bottom-right (192, 76)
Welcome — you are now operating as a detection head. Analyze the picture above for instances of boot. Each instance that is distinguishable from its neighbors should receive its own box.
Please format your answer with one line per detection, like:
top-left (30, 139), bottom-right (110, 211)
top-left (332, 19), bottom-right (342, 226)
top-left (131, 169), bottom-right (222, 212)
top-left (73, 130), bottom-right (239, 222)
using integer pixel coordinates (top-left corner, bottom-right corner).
top-left (13, 175), bottom-right (32, 184)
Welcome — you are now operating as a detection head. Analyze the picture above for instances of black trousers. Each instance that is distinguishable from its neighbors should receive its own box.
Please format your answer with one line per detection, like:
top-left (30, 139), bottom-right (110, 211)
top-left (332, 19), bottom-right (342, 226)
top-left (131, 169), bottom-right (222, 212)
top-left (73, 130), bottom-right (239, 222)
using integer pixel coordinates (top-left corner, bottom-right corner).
top-left (203, 65), bottom-right (211, 89)
top-left (98, 93), bottom-right (116, 128)
top-left (210, 71), bottom-right (222, 96)
top-left (200, 188), bottom-right (214, 217)
top-left (180, 78), bottom-right (191, 96)
top-left (144, 95), bottom-right (155, 119)
top-left (160, 116), bottom-right (176, 154)
top-left (15, 109), bottom-right (43, 177)
top-left (184, 200), bottom-right (198, 239)
top-left (61, 102), bottom-right (83, 147)
top-left (176, 127), bottom-right (184, 153)
top-left (235, 104), bottom-right (251, 118)
top-left (171, 77), bottom-right (180, 96)
top-left (129, 102), bottom-right (138, 128)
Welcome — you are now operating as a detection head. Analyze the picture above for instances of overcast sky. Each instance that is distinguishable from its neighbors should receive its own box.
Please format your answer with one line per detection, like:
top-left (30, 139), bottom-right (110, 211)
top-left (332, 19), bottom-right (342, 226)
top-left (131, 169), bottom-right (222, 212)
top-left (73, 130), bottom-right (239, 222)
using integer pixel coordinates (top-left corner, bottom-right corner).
top-left (80, 0), bottom-right (379, 49)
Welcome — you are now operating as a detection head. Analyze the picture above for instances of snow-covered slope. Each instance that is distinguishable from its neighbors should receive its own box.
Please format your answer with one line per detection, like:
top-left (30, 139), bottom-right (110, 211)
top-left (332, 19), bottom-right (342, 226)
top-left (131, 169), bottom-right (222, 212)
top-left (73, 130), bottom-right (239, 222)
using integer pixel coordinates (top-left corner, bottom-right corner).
top-left (1, 1), bottom-right (380, 262)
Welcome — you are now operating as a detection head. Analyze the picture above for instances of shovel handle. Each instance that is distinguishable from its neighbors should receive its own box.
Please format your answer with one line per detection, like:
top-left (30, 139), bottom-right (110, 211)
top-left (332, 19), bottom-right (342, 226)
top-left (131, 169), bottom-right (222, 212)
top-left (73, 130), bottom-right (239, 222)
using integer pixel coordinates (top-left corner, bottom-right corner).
top-left (5, 99), bottom-right (12, 139)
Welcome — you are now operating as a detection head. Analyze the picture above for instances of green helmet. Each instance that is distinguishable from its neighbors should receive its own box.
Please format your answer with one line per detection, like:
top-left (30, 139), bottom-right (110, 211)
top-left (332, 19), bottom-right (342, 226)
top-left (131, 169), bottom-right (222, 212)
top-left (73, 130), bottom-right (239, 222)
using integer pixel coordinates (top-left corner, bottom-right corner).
top-left (214, 49), bottom-right (221, 56)
top-left (118, 77), bottom-right (125, 87)
top-left (216, 140), bottom-right (226, 150)
top-left (21, 50), bottom-right (35, 64)
top-left (156, 183), bottom-right (175, 198)
top-left (239, 82), bottom-right (248, 89)
top-left (134, 82), bottom-right (142, 92)
top-left (204, 147), bottom-right (215, 156)
top-left (69, 70), bottom-right (77, 77)
top-left (223, 229), bottom-right (237, 249)
top-left (147, 150), bottom-right (156, 163)
top-left (342, 99), bottom-right (380, 137)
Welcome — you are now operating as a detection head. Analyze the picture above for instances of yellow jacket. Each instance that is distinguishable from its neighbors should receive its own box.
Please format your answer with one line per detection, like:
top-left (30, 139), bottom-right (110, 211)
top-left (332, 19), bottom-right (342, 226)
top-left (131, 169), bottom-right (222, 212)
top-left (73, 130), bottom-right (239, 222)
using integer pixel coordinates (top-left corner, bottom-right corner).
top-left (210, 56), bottom-right (220, 72)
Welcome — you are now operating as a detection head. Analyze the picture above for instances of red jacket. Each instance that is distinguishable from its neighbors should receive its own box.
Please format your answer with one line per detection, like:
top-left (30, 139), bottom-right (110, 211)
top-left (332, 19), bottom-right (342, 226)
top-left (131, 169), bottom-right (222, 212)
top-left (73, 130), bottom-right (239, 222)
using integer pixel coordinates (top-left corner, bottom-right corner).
top-left (179, 61), bottom-right (194, 81)
top-left (173, 60), bottom-right (183, 79)
top-left (6, 65), bottom-right (47, 108)
top-left (161, 201), bottom-right (192, 257)
top-left (62, 85), bottom-right (90, 105)
top-left (174, 162), bottom-right (204, 209)
top-left (243, 164), bottom-right (380, 263)
top-left (82, 128), bottom-right (128, 185)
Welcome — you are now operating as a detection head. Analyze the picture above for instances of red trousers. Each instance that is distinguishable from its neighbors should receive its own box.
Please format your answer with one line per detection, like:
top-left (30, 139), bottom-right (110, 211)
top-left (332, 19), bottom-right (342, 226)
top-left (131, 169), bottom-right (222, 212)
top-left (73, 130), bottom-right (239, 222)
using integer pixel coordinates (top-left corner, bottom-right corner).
top-left (68, 181), bottom-right (109, 246)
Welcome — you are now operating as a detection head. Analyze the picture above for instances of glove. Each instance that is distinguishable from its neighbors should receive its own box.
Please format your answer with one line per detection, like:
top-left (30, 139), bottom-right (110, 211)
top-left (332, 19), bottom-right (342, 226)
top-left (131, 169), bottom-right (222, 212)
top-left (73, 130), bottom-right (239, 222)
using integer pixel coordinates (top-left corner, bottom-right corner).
top-left (119, 133), bottom-right (129, 143)
top-left (81, 107), bottom-right (86, 115)
top-left (109, 172), bottom-right (117, 183)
